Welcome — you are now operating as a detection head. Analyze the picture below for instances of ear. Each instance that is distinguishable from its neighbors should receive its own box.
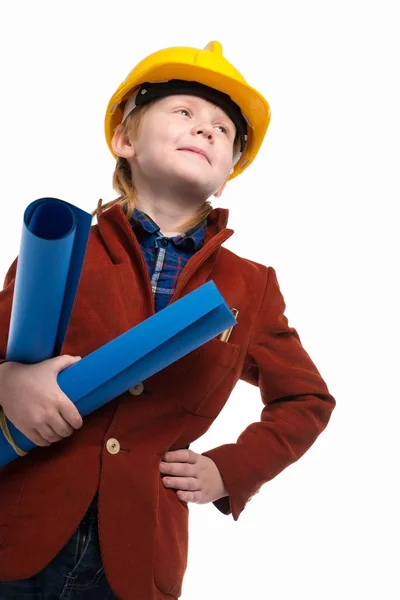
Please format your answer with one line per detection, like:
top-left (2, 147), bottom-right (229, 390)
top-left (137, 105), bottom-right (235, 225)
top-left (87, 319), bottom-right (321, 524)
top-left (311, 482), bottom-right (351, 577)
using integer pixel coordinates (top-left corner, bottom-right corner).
top-left (214, 180), bottom-right (228, 199)
top-left (111, 124), bottom-right (135, 159)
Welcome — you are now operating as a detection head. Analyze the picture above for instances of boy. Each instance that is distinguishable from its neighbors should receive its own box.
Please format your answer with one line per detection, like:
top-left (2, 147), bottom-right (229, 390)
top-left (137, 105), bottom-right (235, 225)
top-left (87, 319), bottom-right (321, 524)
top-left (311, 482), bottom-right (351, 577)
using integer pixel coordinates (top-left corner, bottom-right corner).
top-left (0, 41), bottom-right (335, 599)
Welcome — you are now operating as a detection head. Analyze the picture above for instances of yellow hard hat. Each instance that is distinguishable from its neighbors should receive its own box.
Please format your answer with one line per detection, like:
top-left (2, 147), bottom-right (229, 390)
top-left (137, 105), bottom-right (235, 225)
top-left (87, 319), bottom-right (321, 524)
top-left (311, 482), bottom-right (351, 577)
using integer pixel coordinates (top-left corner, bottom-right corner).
top-left (105, 41), bottom-right (271, 180)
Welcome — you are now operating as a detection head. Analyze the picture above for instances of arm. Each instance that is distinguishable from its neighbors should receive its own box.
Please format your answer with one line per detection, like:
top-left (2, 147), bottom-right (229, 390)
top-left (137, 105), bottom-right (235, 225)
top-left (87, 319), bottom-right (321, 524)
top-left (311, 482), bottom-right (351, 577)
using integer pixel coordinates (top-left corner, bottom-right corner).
top-left (202, 266), bottom-right (336, 520)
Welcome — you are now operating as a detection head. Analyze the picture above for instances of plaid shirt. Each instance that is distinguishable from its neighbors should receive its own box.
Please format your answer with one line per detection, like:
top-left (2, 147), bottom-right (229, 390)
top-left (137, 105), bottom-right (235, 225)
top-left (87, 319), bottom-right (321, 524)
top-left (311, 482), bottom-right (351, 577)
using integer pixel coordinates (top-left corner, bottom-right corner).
top-left (131, 208), bottom-right (207, 312)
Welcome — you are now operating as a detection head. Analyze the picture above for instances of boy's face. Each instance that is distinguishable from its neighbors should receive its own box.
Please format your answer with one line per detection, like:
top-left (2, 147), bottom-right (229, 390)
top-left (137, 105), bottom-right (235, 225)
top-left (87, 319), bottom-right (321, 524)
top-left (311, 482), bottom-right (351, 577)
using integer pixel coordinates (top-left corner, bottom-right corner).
top-left (120, 94), bottom-right (238, 198)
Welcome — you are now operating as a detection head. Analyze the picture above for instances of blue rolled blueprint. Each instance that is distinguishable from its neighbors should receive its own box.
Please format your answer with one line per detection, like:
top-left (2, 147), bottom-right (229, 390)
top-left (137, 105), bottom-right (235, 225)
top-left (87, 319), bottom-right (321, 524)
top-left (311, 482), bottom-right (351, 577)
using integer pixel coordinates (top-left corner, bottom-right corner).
top-left (6, 198), bottom-right (92, 362)
top-left (0, 199), bottom-right (237, 467)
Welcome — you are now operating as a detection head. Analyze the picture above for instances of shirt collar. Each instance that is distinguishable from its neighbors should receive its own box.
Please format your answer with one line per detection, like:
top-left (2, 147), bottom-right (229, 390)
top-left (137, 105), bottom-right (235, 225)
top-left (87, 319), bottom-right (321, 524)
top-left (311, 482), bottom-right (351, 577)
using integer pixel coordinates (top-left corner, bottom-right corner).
top-left (132, 208), bottom-right (207, 250)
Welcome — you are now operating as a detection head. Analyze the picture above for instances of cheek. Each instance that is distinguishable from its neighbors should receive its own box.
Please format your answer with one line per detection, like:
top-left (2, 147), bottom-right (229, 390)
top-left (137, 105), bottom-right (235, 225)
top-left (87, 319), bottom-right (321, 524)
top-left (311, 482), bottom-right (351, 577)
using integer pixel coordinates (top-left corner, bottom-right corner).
top-left (138, 119), bottom-right (170, 149)
top-left (136, 131), bottom-right (168, 163)
top-left (216, 144), bottom-right (235, 176)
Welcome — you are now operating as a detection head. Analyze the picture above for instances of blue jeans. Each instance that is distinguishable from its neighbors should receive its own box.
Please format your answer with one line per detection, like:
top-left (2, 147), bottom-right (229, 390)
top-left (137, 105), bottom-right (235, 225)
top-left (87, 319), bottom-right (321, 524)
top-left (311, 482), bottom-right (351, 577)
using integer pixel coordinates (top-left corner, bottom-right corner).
top-left (0, 494), bottom-right (118, 599)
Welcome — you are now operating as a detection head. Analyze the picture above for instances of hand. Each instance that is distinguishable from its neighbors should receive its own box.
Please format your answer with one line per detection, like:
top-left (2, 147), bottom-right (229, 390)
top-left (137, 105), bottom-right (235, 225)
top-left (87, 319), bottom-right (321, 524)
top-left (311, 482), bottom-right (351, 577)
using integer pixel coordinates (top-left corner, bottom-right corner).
top-left (0, 355), bottom-right (83, 447)
top-left (159, 448), bottom-right (228, 504)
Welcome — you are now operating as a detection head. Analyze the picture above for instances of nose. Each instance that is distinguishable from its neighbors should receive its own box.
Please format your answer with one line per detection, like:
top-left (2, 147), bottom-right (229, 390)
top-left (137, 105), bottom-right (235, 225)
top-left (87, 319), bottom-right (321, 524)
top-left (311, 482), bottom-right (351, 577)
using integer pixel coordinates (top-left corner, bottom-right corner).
top-left (192, 122), bottom-right (214, 143)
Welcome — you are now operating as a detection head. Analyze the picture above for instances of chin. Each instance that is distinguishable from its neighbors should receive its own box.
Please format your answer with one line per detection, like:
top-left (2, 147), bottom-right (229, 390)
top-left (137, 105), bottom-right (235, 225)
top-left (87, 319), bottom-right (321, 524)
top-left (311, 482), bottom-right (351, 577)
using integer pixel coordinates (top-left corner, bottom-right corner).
top-left (168, 165), bottom-right (216, 196)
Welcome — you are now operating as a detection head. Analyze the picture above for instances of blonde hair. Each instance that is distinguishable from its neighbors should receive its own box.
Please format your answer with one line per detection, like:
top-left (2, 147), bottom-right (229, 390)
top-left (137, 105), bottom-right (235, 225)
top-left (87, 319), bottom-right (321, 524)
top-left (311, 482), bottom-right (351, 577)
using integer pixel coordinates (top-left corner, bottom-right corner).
top-left (93, 101), bottom-right (214, 233)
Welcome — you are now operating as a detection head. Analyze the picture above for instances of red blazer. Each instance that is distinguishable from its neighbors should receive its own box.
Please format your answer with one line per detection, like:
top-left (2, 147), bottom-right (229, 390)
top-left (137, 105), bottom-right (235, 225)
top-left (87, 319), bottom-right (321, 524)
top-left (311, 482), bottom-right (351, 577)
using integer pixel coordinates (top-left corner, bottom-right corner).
top-left (0, 205), bottom-right (335, 599)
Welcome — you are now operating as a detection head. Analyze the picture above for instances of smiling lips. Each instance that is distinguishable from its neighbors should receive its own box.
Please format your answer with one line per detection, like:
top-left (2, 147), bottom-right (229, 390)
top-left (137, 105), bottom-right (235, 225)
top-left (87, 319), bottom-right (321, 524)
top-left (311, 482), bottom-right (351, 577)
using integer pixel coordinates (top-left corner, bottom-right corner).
top-left (178, 147), bottom-right (210, 163)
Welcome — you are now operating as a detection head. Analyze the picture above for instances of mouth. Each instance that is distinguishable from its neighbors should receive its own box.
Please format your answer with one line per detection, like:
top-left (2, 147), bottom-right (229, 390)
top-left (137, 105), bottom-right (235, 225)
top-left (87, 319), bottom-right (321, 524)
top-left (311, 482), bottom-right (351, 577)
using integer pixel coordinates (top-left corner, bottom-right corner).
top-left (178, 147), bottom-right (210, 164)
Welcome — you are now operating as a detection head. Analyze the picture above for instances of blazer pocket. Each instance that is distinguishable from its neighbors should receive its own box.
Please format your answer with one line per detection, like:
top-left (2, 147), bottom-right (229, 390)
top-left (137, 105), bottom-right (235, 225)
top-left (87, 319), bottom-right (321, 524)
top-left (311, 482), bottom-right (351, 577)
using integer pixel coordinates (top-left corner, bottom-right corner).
top-left (180, 337), bottom-right (241, 418)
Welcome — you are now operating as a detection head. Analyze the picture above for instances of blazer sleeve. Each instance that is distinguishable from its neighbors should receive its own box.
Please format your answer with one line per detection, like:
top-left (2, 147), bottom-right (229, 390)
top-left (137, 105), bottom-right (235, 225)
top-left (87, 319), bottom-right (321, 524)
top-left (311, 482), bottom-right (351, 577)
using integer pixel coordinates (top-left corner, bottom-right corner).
top-left (0, 258), bottom-right (18, 369)
top-left (202, 266), bottom-right (336, 521)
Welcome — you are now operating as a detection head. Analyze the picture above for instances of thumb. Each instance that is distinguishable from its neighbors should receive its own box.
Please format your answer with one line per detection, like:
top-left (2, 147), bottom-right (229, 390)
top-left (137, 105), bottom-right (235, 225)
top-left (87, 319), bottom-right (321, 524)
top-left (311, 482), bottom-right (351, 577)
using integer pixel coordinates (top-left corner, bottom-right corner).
top-left (46, 354), bottom-right (82, 374)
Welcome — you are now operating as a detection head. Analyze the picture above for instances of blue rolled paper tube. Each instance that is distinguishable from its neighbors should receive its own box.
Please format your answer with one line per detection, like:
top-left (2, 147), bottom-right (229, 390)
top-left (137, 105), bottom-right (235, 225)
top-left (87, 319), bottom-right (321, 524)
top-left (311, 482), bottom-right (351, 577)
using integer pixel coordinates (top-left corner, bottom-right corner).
top-left (0, 281), bottom-right (237, 467)
top-left (61, 280), bottom-right (236, 416)
top-left (6, 198), bottom-right (92, 363)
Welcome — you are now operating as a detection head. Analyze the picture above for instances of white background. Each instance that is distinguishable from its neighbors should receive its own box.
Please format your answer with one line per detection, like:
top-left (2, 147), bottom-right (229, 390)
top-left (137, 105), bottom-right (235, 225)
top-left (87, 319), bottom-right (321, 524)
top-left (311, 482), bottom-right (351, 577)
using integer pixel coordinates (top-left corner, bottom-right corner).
top-left (0, 1), bottom-right (399, 599)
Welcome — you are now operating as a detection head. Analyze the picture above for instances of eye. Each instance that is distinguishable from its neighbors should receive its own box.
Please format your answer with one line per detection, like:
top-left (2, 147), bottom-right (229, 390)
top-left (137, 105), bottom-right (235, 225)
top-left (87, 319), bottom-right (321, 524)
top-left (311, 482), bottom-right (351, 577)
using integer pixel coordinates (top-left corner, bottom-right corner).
top-left (215, 124), bottom-right (228, 135)
top-left (177, 109), bottom-right (191, 117)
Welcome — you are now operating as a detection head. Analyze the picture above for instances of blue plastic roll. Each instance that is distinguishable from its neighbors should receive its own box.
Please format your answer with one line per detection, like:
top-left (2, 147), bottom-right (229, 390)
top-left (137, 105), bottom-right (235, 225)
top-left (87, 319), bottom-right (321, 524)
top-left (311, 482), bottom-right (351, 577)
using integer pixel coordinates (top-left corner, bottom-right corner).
top-left (0, 199), bottom-right (237, 467)
top-left (6, 198), bottom-right (92, 363)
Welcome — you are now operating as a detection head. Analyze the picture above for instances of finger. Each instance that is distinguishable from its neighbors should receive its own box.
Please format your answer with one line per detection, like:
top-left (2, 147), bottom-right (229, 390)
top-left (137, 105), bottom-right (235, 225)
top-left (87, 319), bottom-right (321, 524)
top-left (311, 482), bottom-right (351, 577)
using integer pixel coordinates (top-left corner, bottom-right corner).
top-left (160, 461), bottom-right (196, 477)
top-left (45, 355), bottom-right (82, 374)
top-left (49, 413), bottom-right (74, 438)
top-left (30, 429), bottom-right (52, 447)
top-left (161, 476), bottom-right (199, 492)
top-left (177, 490), bottom-right (195, 503)
top-left (38, 423), bottom-right (63, 444)
top-left (163, 449), bottom-right (197, 464)
top-left (58, 398), bottom-right (83, 430)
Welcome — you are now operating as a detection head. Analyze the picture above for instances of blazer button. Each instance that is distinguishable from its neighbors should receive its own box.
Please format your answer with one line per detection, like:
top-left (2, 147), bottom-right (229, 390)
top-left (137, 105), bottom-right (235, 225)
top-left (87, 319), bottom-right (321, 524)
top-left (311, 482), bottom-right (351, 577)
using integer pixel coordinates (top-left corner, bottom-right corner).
top-left (106, 438), bottom-right (120, 454)
top-left (129, 382), bottom-right (144, 396)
